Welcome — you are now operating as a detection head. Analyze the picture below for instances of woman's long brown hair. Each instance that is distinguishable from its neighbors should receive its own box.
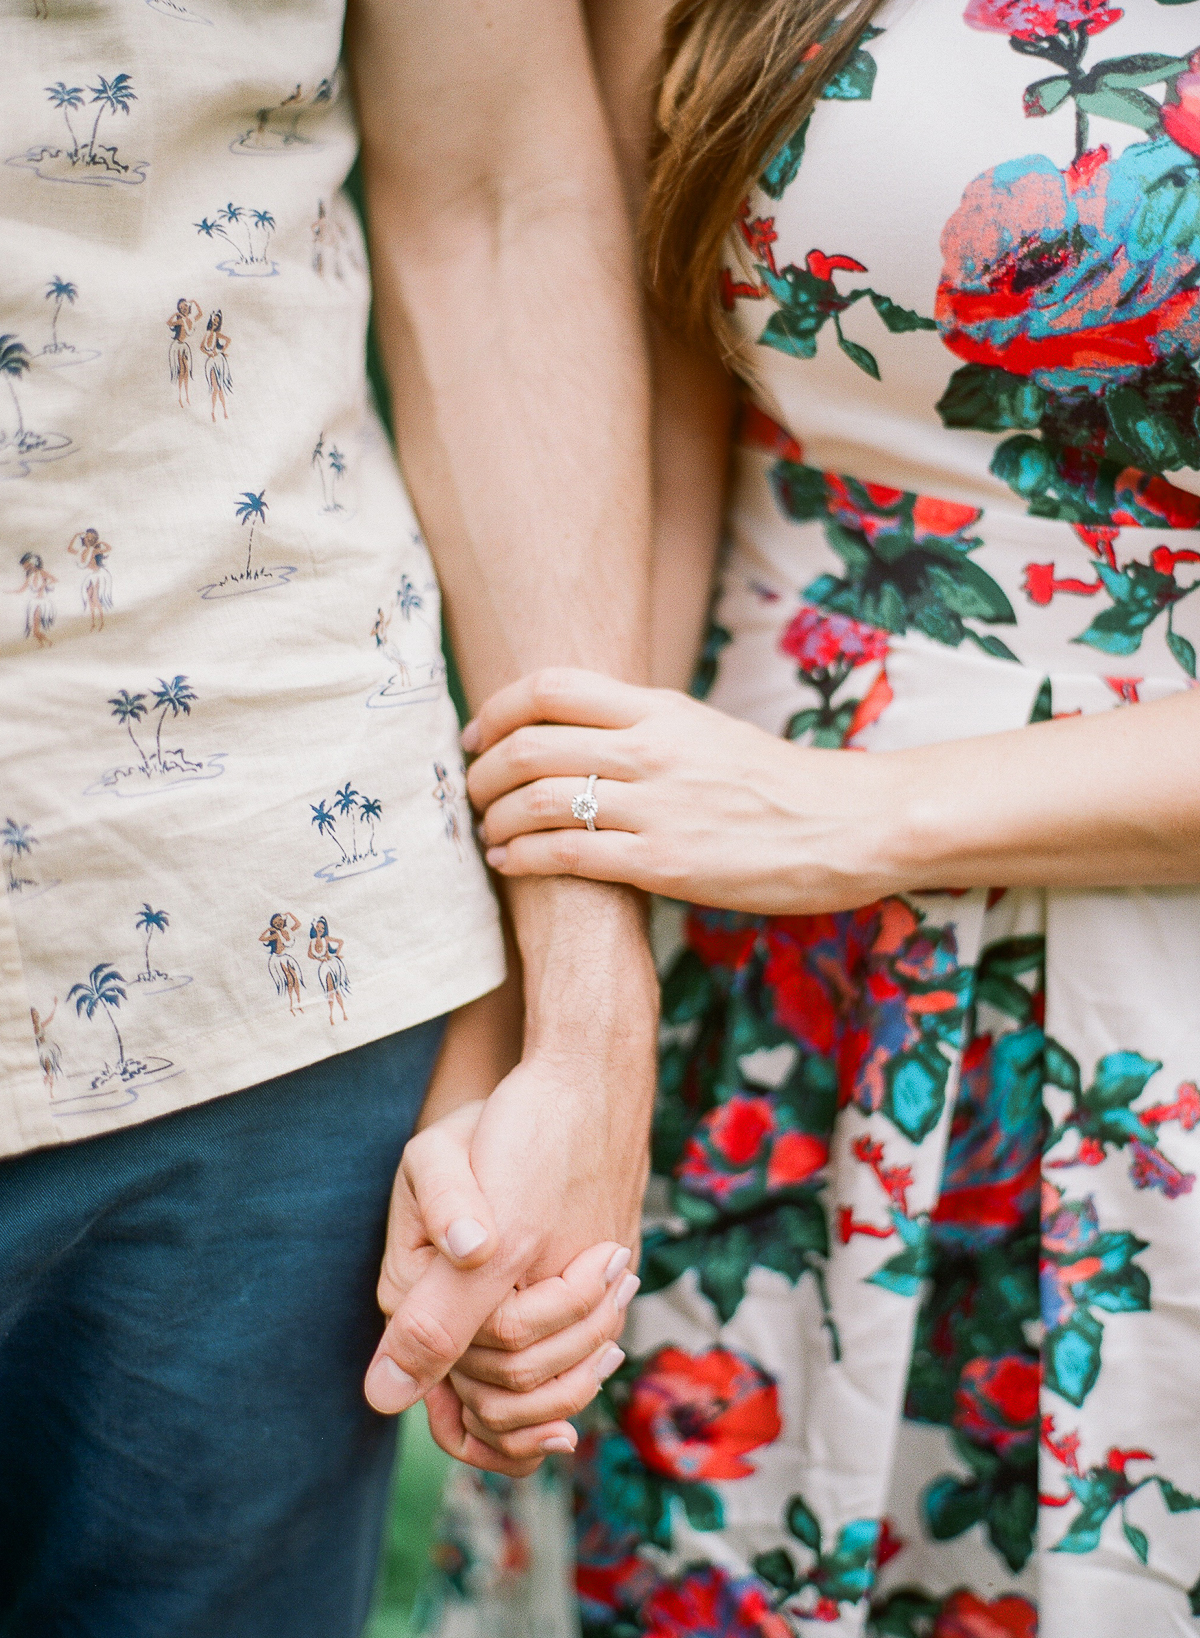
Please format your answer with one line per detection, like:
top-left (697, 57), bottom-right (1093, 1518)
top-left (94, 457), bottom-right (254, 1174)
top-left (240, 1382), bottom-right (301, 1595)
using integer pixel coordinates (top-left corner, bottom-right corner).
top-left (643, 0), bottom-right (889, 357)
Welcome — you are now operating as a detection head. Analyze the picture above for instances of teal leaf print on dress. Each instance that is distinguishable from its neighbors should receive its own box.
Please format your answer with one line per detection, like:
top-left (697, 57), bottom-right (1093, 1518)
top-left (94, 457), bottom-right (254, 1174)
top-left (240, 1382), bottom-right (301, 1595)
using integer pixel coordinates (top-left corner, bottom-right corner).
top-left (1041, 1419), bottom-right (1200, 1567)
top-left (749, 1497), bottom-right (880, 1622)
top-left (771, 464), bottom-right (1019, 659)
top-left (1021, 526), bottom-right (1200, 677)
top-left (758, 254), bottom-right (935, 378)
top-left (760, 25), bottom-right (883, 197)
top-left (1041, 1185), bottom-right (1150, 1406)
top-left (1045, 1043), bottom-right (1198, 1197)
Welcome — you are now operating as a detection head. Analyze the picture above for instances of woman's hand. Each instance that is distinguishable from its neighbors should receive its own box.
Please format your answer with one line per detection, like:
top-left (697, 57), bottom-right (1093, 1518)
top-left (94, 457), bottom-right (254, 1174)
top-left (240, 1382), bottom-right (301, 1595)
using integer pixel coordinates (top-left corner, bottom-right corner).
top-left (373, 1095), bottom-right (639, 1476)
top-left (464, 667), bottom-right (901, 915)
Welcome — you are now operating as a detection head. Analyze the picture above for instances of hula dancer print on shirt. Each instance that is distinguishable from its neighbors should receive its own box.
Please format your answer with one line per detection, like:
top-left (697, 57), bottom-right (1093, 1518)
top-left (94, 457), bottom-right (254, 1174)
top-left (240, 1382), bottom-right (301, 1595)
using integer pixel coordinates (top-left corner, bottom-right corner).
top-left (167, 299), bottom-right (202, 407)
top-left (195, 204), bottom-right (279, 279)
top-left (0, 334), bottom-right (72, 475)
top-left (308, 916), bottom-right (348, 1023)
top-left (311, 200), bottom-right (353, 278)
top-left (10, 553), bottom-right (56, 647)
top-left (92, 676), bottom-right (225, 797)
top-left (31, 1002), bottom-right (62, 1093)
top-left (229, 79), bottom-right (334, 156)
top-left (198, 491), bottom-right (298, 599)
top-left (260, 912), bottom-right (305, 1016)
top-left (8, 73), bottom-right (147, 187)
top-left (368, 570), bottom-right (447, 706)
top-left (433, 761), bottom-right (466, 860)
top-left (68, 528), bottom-right (113, 632)
top-left (201, 310), bottom-right (233, 420)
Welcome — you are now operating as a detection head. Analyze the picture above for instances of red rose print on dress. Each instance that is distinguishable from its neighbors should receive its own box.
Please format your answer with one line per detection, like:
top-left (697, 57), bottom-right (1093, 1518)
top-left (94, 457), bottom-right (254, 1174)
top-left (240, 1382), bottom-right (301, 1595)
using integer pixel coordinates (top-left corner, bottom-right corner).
top-left (932, 1588), bottom-right (1038, 1637)
top-left (621, 1346), bottom-right (782, 1482)
top-left (677, 1094), bottom-right (828, 1208)
top-left (1162, 52), bottom-right (1200, 158)
top-left (955, 1354), bottom-right (1040, 1457)
top-left (963, 0), bottom-right (1121, 39)
top-left (642, 1566), bottom-right (792, 1638)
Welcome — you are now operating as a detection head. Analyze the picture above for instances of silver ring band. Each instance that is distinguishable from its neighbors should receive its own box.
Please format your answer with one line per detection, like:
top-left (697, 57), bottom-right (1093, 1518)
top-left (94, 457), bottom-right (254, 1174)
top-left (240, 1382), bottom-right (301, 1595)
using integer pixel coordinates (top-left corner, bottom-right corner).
top-left (571, 773), bottom-right (599, 832)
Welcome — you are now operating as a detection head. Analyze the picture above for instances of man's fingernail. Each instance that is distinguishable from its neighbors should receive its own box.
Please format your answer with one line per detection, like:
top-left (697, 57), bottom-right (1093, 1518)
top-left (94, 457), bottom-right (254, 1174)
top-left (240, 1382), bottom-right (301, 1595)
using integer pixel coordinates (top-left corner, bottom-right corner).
top-left (364, 1356), bottom-right (419, 1415)
top-left (615, 1273), bottom-right (640, 1311)
top-left (604, 1247), bottom-right (632, 1285)
top-left (486, 847), bottom-right (507, 869)
top-left (461, 720), bottom-right (479, 752)
top-left (595, 1344), bottom-right (625, 1384)
top-left (541, 1434), bottom-right (576, 1454)
top-left (446, 1217), bottom-right (489, 1260)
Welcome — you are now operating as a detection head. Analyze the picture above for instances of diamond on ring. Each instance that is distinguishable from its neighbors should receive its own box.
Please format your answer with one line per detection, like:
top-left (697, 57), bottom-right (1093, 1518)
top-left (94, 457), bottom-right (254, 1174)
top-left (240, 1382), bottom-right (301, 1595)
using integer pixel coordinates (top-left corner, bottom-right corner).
top-left (571, 773), bottom-right (599, 832)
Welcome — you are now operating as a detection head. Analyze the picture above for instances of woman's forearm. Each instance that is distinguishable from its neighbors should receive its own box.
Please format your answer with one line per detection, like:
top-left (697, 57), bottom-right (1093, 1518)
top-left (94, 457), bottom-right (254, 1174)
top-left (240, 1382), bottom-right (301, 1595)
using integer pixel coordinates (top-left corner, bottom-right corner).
top-left (465, 671), bottom-right (1200, 915)
top-left (880, 689), bottom-right (1200, 893)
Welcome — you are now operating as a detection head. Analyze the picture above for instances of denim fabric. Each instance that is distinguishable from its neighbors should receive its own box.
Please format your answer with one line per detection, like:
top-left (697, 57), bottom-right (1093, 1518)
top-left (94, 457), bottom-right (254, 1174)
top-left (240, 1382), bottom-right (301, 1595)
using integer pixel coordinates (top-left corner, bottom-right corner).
top-left (0, 1020), bottom-right (445, 1638)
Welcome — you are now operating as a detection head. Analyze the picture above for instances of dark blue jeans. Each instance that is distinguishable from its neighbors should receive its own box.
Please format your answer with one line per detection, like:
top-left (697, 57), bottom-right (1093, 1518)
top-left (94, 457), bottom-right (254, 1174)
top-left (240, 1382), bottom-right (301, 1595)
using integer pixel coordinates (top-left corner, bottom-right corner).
top-left (0, 1020), bottom-right (444, 1638)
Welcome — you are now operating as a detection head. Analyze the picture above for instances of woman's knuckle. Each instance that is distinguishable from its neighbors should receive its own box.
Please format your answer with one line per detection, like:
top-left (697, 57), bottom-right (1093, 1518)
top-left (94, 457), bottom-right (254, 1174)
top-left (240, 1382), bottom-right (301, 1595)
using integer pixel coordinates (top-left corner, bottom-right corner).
top-left (531, 668), bottom-right (570, 712)
top-left (551, 835), bottom-right (582, 872)
top-left (491, 1307), bottom-right (533, 1353)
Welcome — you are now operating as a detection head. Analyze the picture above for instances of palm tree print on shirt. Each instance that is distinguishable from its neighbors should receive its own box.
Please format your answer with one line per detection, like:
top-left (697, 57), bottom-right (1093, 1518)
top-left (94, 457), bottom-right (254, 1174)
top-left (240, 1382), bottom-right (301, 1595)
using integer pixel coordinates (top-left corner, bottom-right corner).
top-left (3, 816), bottom-right (60, 903)
top-left (312, 433), bottom-right (348, 511)
top-left (195, 203), bottom-right (278, 278)
top-left (230, 78), bottom-right (334, 155)
top-left (143, 0), bottom-right (212, 24)
top-left (8, 73), bottom-right (147, 186)
top-left (367, 568), bottom-right (448, 708)
top-left (198, 490), bottom-right (297, 599)
top-left (130, 902), bottom-right (192, 992)
top-left (3, 818), bottom-right (42, 895)
top-left (90, 676), bottom-right (225, 798)
top-left (0, 333), bottom-right (72, 475)
top-left (63, 962), bottom-right (175, 1105)
top-left (309, 784), bottom-right (394, 882)
top-left (40, 275), bottom-right (98, 367)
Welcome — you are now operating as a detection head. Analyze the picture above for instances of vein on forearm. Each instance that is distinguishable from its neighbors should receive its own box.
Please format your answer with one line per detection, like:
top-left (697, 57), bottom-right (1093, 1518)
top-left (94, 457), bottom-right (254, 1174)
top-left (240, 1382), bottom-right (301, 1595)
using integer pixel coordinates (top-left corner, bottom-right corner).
top-left (365, 180), bottom-right (650, 704)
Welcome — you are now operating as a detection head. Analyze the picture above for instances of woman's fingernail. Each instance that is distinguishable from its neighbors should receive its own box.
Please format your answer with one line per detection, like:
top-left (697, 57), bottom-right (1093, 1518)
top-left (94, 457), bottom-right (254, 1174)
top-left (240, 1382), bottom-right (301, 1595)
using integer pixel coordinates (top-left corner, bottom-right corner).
top-left (364, 1356), bottom-right (419, 1415)
top-left (540, 1434), bottom-right (577, 1454)
top-left (604, 1247), bottom-right (632, 1285)
top-left (446, 1217), bottom-right (488, 1259)
top-left (461, 720), bottom-right (480, 752)
top-left (486, 847), bottom-right (508, 869)
top-left (595, 1344), bottom-right (625, 1385)
top-left (615, 1272), bottom-right (640, 1311)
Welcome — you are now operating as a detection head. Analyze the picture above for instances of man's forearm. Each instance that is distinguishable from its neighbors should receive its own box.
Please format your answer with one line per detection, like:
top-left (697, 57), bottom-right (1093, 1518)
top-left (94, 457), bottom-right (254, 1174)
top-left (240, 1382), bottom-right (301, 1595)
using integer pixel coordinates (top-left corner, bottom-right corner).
top-left (352, 0), bottom-right (655, 1002)
top-left (354, 19), bottom-right (651, 701)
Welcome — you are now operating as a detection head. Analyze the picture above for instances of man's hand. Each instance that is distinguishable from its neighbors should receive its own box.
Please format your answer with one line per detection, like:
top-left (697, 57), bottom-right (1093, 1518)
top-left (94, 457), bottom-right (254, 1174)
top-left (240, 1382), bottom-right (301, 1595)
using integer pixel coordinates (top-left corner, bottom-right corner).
top-left (368, 1091), bottom-right (642, 1475)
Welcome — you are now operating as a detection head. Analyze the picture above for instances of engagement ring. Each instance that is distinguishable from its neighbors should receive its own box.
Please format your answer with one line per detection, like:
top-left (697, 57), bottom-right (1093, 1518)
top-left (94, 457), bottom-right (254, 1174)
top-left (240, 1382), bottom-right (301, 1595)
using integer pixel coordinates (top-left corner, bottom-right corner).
top-left (571, 773), bottom-right (599, 831)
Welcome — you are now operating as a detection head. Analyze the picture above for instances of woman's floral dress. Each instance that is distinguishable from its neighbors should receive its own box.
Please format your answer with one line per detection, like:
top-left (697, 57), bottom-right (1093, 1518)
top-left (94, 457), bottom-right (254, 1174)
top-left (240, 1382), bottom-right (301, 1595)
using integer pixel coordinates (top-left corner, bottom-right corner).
top-left (422, 3), bottom-right (1200, 1635)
